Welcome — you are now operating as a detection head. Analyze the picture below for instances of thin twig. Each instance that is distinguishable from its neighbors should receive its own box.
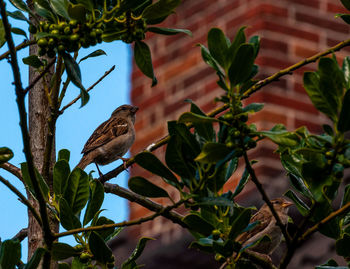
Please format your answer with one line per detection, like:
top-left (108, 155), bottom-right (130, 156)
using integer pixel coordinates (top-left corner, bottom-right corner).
top-left (59, 65), bottom-right (116, 114)
top-left (24, 58), bottom-right (56, 94)
top-left (12, 228), bottom-right (28, 242)
top-left (55, 198), bottom-right (186, 238)
top-left (104, 183), bottom-right (187, 228)
top-left (0, 162), bottom-right (22, 181)
top-left (0, 175), bottom-right (42, 225)
top-left (242, 151), bottom-right (292, 246)
top-left (0, 40), bottom-right (35, 61)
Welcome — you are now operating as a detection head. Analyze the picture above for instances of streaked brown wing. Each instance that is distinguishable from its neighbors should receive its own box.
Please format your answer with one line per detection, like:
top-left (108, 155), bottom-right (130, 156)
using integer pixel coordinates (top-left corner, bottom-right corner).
top-left (236, 209), bottom-right (271, 243)
top-left (81, 117), bottom-right (128, 154)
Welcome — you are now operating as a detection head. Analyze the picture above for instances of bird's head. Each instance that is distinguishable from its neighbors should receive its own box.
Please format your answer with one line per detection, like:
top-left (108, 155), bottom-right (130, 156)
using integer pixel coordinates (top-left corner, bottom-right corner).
top-left (112, 104), bottom-right (139, 122)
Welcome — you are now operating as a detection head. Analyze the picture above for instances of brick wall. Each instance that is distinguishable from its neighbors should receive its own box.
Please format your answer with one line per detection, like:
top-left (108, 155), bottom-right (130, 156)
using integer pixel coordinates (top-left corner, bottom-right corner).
top-left (128, 0), bottom-right (349, 260)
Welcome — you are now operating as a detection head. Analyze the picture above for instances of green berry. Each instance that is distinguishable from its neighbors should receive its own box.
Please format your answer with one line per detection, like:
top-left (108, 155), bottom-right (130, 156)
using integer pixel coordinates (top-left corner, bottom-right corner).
top-left (37, 38), bottom-right (48, 48)
top-left (47, 49), bottom-right (56, 58)
top-left (28, 25), bottom-right (37, 34)
top-left (239, 114), bottom-right (248, 122)
top-left (64, 26), bottom-right (72, 35)
top-left (38, 48), bottom-right (46, 56)
top-left (50, 29), bottom-right (60, 35)
top-left (69, 20), bottom-right (78, 27)
top-left (332, 163), bottom-right (344, 179)
top-left (70, 34), bottom-right (80, 41)
top-left (212, 229), bottom-right (221, 240)
top-left (79, 252), bottom-right (90, 263)
top-left (57, 44), bottom-right (65, 53)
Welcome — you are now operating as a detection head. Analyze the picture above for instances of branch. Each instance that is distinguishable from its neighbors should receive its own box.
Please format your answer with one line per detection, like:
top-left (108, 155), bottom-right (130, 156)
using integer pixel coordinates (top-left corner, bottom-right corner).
top-left (0, 0), bottom-right (53, 254)
top-left (24, 58), bottom-right (56, 94)
top-left (242, 151), bottom-right (292, 246)
top-left (0, 162), bottom-right (22, 181)
top-left (12, 228), bottom-right (28, 242)
top-left (242, 38), bottom-right (350, 99)
top-left (0, 40), bottom-right (35, 61)
top-left (0, 175), bottom-right (42, 225)
top-left (104, 183), bottom-right (187, 228)
top-left (59, 65), bottom-right (116, 114)
top-left (55, 198), bottom-right (186, 238)
top-left (242, 250), bottom-right (277, 269)
top-left (299, 201), bottom-right (350, 242)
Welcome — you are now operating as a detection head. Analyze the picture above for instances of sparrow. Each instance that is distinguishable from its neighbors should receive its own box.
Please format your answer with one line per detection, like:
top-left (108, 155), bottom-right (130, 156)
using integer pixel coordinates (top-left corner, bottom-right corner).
top-left (236, 198), bottom-right (293, 255)
top-left (76, 104), bottom-right (138, 173)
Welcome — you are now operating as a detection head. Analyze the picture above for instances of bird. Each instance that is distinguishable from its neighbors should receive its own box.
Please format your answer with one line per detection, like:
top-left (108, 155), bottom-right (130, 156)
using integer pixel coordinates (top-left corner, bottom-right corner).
top-left (236, 198), bottom-right (293, 255)
top-left (76, 104), bottom-right (138, 174)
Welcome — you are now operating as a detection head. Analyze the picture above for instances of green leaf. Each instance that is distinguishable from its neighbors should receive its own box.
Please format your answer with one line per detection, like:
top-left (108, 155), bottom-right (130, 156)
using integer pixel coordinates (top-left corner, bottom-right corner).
top-left (62, 52), bottom-right (89, 107)
top-left (134, 152), bottom-right (178, 186)
top-left (59, 198), bottom-right (82, 230)
top-left (242, 103), bottom-right (264, 113)
top-left (50, 0), bottom-right (70, 20)
top-left (249, 35), bottom-right (260, 58)
top-left (225, 157), bottom-right (238, 181)
top-left (134, 41), bottom-right (157, 86)
top-left (67, 3), bottom-right (86, 22)
top-left (58, 149), bottom-right (70, 162)
top-left (7, 10), bottom-right (30, 24)
top-left (195, 142), bottom-right (231, 163)
top-left (228, 208), bottom-right (252, 240)
top-left (70, 258), bottom-right (87, 269)
top-left (183, 213), bottom-right (215, 236)
top-left (0, 20), bottom-right (6, 48)
top-left (9, 0), bottom-right (30, 13)
top-left (259, 130), bottom-right (300, 147)
top-left (24, 248), bottom-right (46, 269)
top-left (342, 184), bottom-right (350, 207)
top-left (21, 162), bottom-right (49, 199)
top-left (89, 232), bottom-right (113, 263)
top-left (0, 147), bottom-right (14, 164)
top-left (22, 55), bottom-right (43, 68)
top-left (63, 168), bottom-right (89, 214)
top-left (197, 197), bottom-right (234, 207)
top-left (34, 1), bottom-right (54, 21)
top-left (147, 27), bottom-right (192, 36)
top-left (342, 56), bottom-right (350, 89)
top-left (128, 176), bottom-right (169, 198)
top-left (52, 242), bottom-right (79, 261)
top-left (79, 49), bottom-right (107, 63)
top-left (228, 44), bottom-right (255, 86)
top-left (208, 28), bottom-right (229, 70)
top-left (341, 0), bottom-right (350, 11)
top-left (337, 90), bottom-right (350, 132)
top-left (232, 168), bottom-right (250, 197)
top-left (335, 233), bottom-right (350, 257)
top-left (178, 112), bottom-right (219, 124)
top-left (58, 262), bottom-right (71, 269)
top-left (0, 239), bottom-right (21, 269)
top-left (94, 216), bottom-right (115, 240)
top-left (142, 0), bottom-right (181, 24)
top-left (53, 160), bottom-right (70, 196)
top-left (11, 27), bottom-right (27, 39)
top-left (197, 44), bottom-right (223, 76)
top-left (284, 190), bottom-right (309, 216)
top-left (227, 26), bottom-right (246, 67)
top-left (76, 0), bottom-right (93, 10)
top-left (83, 179), bottom-right (104, 226)
top-left (121, 237), bottom-right (154, 269)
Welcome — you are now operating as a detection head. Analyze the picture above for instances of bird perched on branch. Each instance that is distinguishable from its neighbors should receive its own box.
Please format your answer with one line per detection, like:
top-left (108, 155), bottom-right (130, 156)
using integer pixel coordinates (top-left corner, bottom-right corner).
top-left (76, 104), bottom-right (138, 174)
top-left (237, 198), bottom-right (293, 255)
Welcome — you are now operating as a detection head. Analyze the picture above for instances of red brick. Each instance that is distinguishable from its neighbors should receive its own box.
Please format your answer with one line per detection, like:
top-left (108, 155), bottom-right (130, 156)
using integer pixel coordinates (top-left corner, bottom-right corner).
top-left (293, 44), bottom-right (319, 59)
top-left (285, 0), bottom-right (320, 8)
top-left (294, 118), bottom-right (323, 133)
top-left (327, 2), bottom-right (348, 13)
top-left (260, 37), bottom-right (288, 54)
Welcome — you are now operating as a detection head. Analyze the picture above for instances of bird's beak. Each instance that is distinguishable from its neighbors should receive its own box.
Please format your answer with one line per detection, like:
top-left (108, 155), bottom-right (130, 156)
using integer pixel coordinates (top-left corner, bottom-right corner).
top-left (131, 106), bottom-right (139, 113)
top-left (282, 201), bottom-right (293, 208)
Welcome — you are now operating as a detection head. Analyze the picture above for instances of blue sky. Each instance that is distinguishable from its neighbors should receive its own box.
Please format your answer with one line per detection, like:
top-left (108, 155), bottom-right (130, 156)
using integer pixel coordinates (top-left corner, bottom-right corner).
top-left (0, 3), bottom-right (131, 260)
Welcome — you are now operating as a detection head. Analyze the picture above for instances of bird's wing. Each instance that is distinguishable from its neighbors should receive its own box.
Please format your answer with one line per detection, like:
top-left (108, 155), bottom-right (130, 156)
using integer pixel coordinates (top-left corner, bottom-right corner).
top-left (81, 117), bottom-right (129, 154)
top-left (236, 209), bottom-right (272, 243)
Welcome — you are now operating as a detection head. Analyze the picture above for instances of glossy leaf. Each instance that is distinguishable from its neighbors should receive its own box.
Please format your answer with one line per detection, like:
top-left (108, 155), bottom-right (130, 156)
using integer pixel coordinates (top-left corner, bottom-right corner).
top-left (197, 196), bottom-right (234, 207)
top-left (58, 263), bottom-right (71, 269)
top-left (342, 56), bottom-right (350, 89)
top-left (249, 35), bottom-right (260, 58)
top-left (232, 168), bottom-right (250, 197)
top-left (67, 3), bottom-right (86, 22)
top-left (62, 52), bottom-right (89, 107)
top-left (134, 41), bottom-right (157, 86)
top-left (285, 190), bottom-right (309, 216)
top-left (335, 233), bottom-right (350, 257)
top-left (52, 242), bottom-right (79, 261)
top-left (341, 0), bottom-right (350, 11)
top-left (134, 152), bottom-right (178, 185)
top-left (59, 198), bottom-right (81, 230)
top-left (24, 248), bottom-right (46, 269)
top-left (259, 129), bottom-right (300, 147)
top-left (195, 142), bottom-right (231, 163)
top-left (178, 112), bottom-right (219, 124)
top-left (53, 160), bottom-right (70, 196)
top-left (76, 0), bottom-right (93, 10)
top-left (0, 147), bottom-right (13, 164)
top-left (121, 237), bottom-right (154, 269)
top-left (129, 176), bottom-right (169, 198)
top-left (342, 184), bottom-right (350, 207)
top-left (198, 44), bottom-right (223, 76)
top-left (50, 0), bottom-right (70, 20)
top-left (227, 26), bottom-right (246, 67)
top-left (0, 20), bottom-right (5, 48)
top-left (94, 216), bottom-right (115, 240)
top-left (147, 27), bottom-right (192, 36)
top-left (11, 27), bottom-right (27, 39)
top-left (83, 179), bottom-right (104, 226)
top-left (89, 232), bottom-right (113, 263)
top-left (337, 90), bottom-right (350, 132)
top-left (79, 49), bottom-right (107, 63)
top-left (183, 213), bottom-right (214, 236)
top-left (168, 121), bottom-right (200, 156)
top-left (228, 208), bottom-right (252, 240)
top-left (242, 103), bottom-right (264, 113)
top-left (58, 149), bottom-right (70, 162)
top-left (208, 28), bottom-right (229, 69)
top-left (9, 0), bottom-right (30, 13)
top-left (63, 168), bottom-right (89, 214)
top-left (225, 157), bottom-right (239, 181)
top-left (34, 1), bottom-right (54, 20)
top-left (21, 162), bottom-right (49, 199)
top-left (187, 101), bottom-right (214, 141)
top-left (142, 0), bottom-right (181, 23)
top-left (22, 55), bottom-right (43, 68)
top-left (0, 239), bottom-right (21, 269)
top-left (7, 10), bottom-right (30, 24)
top-left (228, 44), bottom-right (255, 86)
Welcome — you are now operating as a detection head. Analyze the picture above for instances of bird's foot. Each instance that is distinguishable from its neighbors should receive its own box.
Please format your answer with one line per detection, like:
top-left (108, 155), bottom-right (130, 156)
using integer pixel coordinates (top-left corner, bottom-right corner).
top-left (95, 163), bottom-right (105, 179)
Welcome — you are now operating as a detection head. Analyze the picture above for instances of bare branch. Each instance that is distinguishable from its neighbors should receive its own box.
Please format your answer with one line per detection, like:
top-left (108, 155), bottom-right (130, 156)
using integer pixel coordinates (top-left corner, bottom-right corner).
top-left (104, 183), bottom-right (187, 228)
top-left (0, 175), bottom-right (42, 225)
top-left (12, 228), bottom-right (28, 242)
top-left (0, 40), bottom-right (35, 61)
top-left (59, 65), bottom-right (116, 114)
top-left (0, 162), bottom-right (22, 181)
